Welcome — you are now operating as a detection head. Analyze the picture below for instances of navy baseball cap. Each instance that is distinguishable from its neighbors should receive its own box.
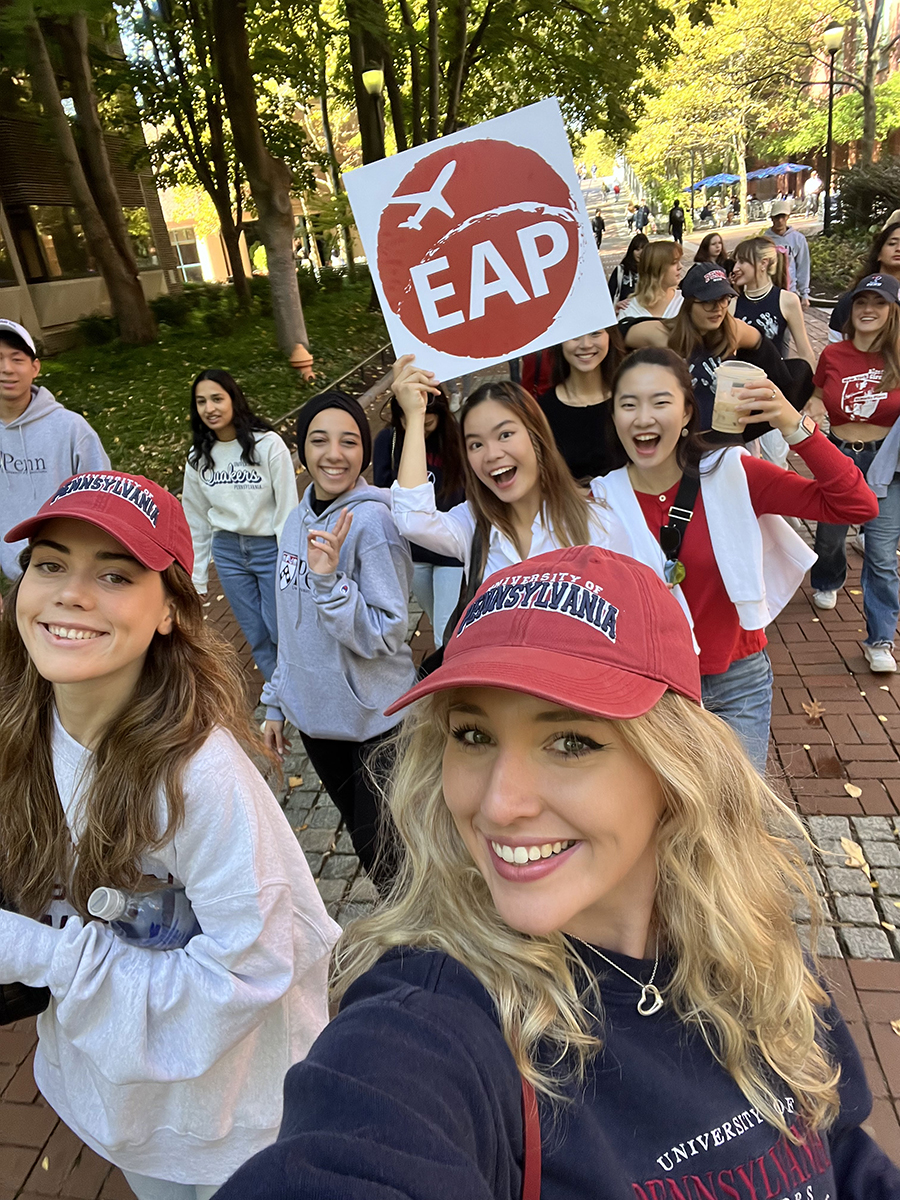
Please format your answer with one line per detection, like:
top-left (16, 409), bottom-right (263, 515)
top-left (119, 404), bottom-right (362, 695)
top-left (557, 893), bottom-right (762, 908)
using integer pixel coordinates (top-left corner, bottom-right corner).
top-left (851, 274), bottom-right (900, 304)
top-left (681, 263), bottom-right (737, 302)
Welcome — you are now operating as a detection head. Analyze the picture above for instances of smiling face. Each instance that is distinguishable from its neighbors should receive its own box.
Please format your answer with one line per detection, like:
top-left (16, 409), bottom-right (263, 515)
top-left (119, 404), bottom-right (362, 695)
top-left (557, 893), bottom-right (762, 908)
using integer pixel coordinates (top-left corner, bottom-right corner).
top-left (561, 330), bottom-right (609, 376)
top-left (442, 687), bottom-right (663, 942)
top-left (0, 339), bottom-right (40, 417)
top-left (16, 519), bottom-right (174, 697)
top-left (731, 252), bottom-right (772, 290)
top-left (304, 408), bottom-right (364, 501)
top-left (852, 291), bottom-right (892, 337)
top-left (878, 229), bottom-right (900, 275)
top-left (193, 379), bottom-right (236, 441)
top-left (613, 363), bottom-right (692, 474)
top-left (463, 398), bottom-right (540, 506)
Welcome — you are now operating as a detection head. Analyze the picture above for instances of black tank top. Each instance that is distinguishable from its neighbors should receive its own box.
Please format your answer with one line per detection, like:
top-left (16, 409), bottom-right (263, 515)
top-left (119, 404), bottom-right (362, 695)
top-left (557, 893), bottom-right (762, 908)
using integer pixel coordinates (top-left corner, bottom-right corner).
top-left (733, 287), bottom-right (788, 356)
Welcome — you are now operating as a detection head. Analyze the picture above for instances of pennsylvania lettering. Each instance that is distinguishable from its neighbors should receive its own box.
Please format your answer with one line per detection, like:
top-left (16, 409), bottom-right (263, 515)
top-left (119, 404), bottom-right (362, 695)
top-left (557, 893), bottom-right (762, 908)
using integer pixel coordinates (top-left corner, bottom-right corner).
top-left (51, 473), bottom-right (160, 526)
top-left (633, 1124), bottom-right (832, 1200)
top-left (457, 577), bottom-right (618, 641)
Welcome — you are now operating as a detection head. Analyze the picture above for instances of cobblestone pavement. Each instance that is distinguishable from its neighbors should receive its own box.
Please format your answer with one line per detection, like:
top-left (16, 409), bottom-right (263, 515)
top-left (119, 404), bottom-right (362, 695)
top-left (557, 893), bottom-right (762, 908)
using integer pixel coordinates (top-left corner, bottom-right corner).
top-left (10, 307), bottom-right (900, 1193)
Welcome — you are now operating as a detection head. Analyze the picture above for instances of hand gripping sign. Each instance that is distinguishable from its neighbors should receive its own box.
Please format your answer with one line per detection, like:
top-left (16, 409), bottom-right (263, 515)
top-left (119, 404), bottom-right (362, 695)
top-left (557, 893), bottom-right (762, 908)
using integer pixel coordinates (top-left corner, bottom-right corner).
top-left (343, 99), bottom-right (614, 381)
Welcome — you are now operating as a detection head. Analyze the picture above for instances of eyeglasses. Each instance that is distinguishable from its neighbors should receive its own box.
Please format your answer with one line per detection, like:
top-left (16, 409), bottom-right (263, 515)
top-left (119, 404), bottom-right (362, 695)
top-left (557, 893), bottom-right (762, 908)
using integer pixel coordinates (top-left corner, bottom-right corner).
top-left (698, 298), bottom-right (730, 312)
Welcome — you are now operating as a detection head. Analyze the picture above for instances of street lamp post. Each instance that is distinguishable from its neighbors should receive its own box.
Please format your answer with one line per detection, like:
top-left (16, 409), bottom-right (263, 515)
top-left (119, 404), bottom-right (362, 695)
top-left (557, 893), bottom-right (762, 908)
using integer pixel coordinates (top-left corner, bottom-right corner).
top-left (822, 20), bottom-right (844, 236)
top-left (361, 67), bottom-right (386, 163)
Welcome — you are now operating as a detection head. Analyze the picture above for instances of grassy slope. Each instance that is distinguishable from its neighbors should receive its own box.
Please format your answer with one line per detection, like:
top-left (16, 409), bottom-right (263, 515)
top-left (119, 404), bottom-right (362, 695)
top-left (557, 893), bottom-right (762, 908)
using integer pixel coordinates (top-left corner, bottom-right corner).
top-left (38, 282), bottom-right (388, 492)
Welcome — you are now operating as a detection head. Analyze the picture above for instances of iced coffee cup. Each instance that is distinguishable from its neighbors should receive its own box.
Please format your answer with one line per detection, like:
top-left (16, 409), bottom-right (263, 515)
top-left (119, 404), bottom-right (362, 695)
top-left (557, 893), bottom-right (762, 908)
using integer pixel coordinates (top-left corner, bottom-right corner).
top-left (712, 361), bottom-right (767, 433)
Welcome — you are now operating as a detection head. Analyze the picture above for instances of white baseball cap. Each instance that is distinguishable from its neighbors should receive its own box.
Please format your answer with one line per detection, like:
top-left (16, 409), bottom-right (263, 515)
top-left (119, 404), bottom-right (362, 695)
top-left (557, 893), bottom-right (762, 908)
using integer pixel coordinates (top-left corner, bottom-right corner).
top-left (770, 201), bottom-right (792, 218)
top-left (0, 320), bottom-right (36, 355)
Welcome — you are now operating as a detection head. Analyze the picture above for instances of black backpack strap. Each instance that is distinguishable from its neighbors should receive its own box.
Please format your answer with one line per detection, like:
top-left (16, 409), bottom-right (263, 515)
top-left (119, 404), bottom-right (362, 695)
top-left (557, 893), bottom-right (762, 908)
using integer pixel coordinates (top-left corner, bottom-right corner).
top-left (658, 473), bottom-right (700, 564)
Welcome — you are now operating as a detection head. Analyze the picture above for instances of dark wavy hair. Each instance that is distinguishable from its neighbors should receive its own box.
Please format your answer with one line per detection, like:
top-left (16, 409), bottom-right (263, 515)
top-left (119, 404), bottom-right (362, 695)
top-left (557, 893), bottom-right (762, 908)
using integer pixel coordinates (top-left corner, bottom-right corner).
top-left (855, 221), bottom-right (900, 284)
top-left (381, 387), bottom-right (466, 505)
top-left (189, 369), bottom-right (276, 472)
top-left (549, 325), bottom-right (626, 395)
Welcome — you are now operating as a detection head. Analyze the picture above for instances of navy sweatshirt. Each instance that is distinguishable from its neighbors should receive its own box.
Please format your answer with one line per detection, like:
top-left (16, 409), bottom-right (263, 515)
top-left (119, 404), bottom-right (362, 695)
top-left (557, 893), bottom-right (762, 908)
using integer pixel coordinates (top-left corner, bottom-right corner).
top-left (217, 946), bottom-right (900, 1199)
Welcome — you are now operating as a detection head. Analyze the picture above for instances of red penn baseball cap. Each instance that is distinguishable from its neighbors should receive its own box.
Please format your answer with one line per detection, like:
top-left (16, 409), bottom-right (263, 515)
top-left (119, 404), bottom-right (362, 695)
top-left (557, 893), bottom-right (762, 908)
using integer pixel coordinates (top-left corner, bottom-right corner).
top-left (5, 472), bottom-right (194, 574)
top-left (385, 546), bottom-right (701, 719)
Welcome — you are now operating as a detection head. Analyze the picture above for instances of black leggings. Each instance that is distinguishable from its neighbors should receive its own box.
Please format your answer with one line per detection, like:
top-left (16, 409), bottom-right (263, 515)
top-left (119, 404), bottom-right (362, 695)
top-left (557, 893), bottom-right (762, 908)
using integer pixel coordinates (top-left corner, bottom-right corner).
top-left (299, 729), bottom-right (399, 896)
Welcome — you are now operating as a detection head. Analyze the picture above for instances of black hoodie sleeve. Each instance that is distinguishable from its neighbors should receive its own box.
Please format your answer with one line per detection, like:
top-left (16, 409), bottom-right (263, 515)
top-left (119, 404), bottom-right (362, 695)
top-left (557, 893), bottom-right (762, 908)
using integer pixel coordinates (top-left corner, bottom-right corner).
top-left (372, 427), bottom-right (396, 490)
top-left (214, 956), bottom-right (524, 1200)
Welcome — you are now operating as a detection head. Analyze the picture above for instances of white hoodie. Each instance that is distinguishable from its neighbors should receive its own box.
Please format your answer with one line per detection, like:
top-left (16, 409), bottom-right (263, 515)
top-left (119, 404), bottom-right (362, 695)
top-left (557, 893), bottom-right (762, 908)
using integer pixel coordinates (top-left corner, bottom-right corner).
top-left (0, 718), bottom-right (339, 1185)
top-left (0, 385), bottom-right (110, 579)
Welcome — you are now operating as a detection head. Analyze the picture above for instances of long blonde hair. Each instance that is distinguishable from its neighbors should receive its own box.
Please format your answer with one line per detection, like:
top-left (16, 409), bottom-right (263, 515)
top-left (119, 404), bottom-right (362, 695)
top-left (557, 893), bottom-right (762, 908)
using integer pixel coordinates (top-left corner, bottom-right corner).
top-left (334, 690), bottom-right (840, 1137)
top-left (0, 550), bottom-right (272, 919)
top-left (634, 241), bottom-right (683, 309)
top-left (460, 381), bottom-right (593, 559)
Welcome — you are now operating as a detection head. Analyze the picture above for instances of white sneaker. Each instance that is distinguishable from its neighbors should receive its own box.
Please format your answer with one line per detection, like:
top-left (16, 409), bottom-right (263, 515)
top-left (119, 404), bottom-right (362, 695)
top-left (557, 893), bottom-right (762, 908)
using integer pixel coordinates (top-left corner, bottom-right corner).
top-left (862, 643), bottom-right (897, 673)
top-left (848, 531), bottom-right (865, 554)
top-left (813, 590), bottom-right (838, 610)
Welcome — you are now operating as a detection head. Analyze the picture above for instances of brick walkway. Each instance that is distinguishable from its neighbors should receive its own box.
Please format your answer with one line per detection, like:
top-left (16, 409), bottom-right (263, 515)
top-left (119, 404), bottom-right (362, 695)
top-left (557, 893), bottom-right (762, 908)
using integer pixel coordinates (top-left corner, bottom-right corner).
top-left (8, 308), bottom-right (900, 1193)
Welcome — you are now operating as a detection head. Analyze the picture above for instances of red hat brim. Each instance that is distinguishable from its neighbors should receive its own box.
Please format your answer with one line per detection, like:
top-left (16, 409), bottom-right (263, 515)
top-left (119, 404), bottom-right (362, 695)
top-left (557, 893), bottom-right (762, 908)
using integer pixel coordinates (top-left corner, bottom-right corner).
top-left (6, 510), bottom-right (175, 572)
top-left (385, 644), bottom-right (674, 719)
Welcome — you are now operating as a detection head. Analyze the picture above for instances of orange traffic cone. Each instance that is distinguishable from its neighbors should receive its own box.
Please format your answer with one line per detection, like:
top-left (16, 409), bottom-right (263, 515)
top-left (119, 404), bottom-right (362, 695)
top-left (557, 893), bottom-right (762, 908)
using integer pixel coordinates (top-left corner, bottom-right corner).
top-left (290, 344), bottom-right (315, 382)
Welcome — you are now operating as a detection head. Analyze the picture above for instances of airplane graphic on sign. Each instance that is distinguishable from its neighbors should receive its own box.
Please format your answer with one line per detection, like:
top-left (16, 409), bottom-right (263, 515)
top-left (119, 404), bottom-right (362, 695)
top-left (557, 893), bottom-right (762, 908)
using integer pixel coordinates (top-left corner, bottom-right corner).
top-left (343, 99), bottom-right (613, 381)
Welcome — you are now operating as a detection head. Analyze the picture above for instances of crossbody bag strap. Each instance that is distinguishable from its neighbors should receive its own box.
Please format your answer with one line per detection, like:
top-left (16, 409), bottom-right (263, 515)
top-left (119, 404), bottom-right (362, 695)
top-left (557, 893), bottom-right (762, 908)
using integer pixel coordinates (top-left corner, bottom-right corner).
top-left (437, 523), bottom-right (486, 646)
top-left (521, 1078), bottom-right (542, 1200)
top-left (658, 472), bottom-right (700, 565)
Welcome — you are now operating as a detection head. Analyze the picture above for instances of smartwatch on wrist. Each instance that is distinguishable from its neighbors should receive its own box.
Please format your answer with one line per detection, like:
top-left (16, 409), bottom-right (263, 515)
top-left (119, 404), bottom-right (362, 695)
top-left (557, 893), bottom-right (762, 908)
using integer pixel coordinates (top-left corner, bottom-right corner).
top-left (784, 414), bottom-right (817, 445)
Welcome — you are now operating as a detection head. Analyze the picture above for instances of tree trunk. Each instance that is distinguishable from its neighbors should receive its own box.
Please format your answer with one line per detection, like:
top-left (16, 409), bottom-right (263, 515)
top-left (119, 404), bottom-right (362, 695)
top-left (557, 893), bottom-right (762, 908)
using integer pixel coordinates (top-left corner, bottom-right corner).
top-left (210, 0), bottom-right (308, 354)
top-left (735, 132), bottom-right (748, 227)
top-left (345, 0), bottom-right (387, 164)
top-left (862, 36), bottom-right (878, 163)
top-left (443, 0), bottom-right (469, 135)
top-left (397, 0), bottom-right (424, 144)
top-left (25, 13), bottom-right (157, 344)
top-left (427, 0), bottom-right (440, 140)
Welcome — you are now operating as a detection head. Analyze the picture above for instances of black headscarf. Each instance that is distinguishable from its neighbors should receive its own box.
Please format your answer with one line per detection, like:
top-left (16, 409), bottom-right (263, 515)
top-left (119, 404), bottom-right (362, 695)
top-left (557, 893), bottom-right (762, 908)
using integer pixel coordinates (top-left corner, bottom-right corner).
top-left (295, 390), bottom-right (372, 471)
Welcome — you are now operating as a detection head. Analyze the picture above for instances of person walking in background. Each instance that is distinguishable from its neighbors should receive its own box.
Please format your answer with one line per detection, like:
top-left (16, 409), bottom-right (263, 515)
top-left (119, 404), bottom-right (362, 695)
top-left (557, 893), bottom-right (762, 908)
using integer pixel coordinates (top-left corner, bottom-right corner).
top-left (607, 233), bottom-right (648, 314)
top-left (0, 471), bottom-right (337, 1200)
top-left (668, 200), bottom-right (685, 244)
top-left (806, 276), bottom-right (900, 673)
top-left (373, 388), bottom-right (466, 644)
top-left (765, 201), bottom-right (811, 307)
top-left (263, 392), bottom-right (416, 893)
top-left (634, 202), bottom-right (650, 234)
top-left (591, 207), bottom-right (606, 249)
top-left (182, 370), bottom-right (296, 681)
top-left (0, 319), bottom-right (109, 586)
top-left (828, 220), bottom-right (900, 342)
top-left (217, 543), bottom-right (898, 1200)
top-left (536, 327), bottom-right (626, 481)
top-left (626, 202), bottom-right (636, 234)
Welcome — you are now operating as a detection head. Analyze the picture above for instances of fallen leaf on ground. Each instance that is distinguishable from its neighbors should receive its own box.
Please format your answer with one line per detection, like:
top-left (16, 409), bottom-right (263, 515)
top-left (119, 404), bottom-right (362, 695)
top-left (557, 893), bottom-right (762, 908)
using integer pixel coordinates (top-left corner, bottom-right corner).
top-left (841, 837), bottom-right (871, 877)
top-left (288, 776), bottom-right (303, 788)
top-left (849, 588), bottom-right (862, 595)
top-left (844, 783), bottom-right (863, 798)
top-left (884, 922), bottom-right (896, 931)
top-left (891, 1019), bottom-right (900, 1037)
top-left (802, 699), bottom-right (827, 722)
top-left (882, 685), bottom-right (891, 691)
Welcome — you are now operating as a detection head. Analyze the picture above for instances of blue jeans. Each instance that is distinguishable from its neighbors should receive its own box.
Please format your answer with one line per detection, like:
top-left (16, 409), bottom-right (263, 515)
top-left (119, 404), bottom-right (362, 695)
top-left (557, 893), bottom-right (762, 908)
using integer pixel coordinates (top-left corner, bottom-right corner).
top-left (211, 532), bottom-right (279, 680)
top-left (701, 649), bottom-right (773, 775)
top-left (412, 562), bottom-right (465, 644)
top-left (810, 440), bottom-right (900, 648)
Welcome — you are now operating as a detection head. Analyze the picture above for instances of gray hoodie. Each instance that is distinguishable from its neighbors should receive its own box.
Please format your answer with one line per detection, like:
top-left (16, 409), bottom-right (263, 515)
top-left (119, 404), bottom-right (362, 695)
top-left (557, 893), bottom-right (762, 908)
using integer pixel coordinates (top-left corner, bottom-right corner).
top-left (0, 385), bottom-right (110, 578)
top-left (261, 479), bottom-right (416, 741)
top-left (765, 226), bottom-right (810, 299)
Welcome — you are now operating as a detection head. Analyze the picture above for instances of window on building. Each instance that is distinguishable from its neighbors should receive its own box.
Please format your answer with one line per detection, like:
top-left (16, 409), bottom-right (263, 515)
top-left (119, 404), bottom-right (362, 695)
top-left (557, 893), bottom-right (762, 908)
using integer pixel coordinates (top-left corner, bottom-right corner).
top-left (124, 207), bottom-right (160, 268)
top-left (170, 227), bottom-right (204, 283)
top-left (29, 205), bottom-right (95, 278)
top-left (0, 228), bottom-right (17, 286)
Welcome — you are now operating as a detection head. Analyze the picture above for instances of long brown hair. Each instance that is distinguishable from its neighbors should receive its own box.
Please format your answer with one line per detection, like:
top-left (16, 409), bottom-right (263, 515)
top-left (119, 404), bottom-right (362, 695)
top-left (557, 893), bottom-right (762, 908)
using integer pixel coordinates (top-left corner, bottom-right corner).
top-left (856, 221), bottom-right (900, 283)
top-left (0, 552), bottom-right (272, 919)
top-left (696, 232), bottom-right (727, 267)
top-left (634, 241), bottom-right (683, 309)
top-left (460, 382), bottom-right (593, 559)
top-left (668, 297), bottom-right (742, 361)
top-left (843, 297), bottom-right (900, 391)
top-left (549, 325), bottom-right (626, 396)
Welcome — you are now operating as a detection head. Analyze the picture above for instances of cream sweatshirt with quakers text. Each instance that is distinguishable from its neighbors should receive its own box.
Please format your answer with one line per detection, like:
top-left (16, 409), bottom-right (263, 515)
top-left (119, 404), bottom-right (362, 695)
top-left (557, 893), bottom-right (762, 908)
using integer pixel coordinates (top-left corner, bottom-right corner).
top-left (182, 431), bottom-right (297, 592)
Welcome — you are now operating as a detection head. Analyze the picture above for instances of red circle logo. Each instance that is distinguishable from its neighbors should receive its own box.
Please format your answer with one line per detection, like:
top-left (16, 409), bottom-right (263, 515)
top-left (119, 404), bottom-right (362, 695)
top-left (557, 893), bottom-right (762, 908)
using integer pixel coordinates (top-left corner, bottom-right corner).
top-left (377, 140), bottom-right (580, 358)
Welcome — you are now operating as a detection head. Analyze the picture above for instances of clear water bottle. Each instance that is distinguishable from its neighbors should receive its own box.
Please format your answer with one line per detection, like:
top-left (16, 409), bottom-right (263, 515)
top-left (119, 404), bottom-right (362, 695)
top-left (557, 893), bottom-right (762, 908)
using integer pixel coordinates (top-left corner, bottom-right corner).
top-left (87, 884), bottom-right (202, 949)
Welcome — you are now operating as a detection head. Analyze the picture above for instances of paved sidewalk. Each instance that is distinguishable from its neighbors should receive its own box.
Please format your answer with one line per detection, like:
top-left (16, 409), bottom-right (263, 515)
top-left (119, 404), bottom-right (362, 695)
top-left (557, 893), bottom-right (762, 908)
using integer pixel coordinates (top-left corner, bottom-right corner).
top-left (8, 316), bottom-right (900, 1194)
